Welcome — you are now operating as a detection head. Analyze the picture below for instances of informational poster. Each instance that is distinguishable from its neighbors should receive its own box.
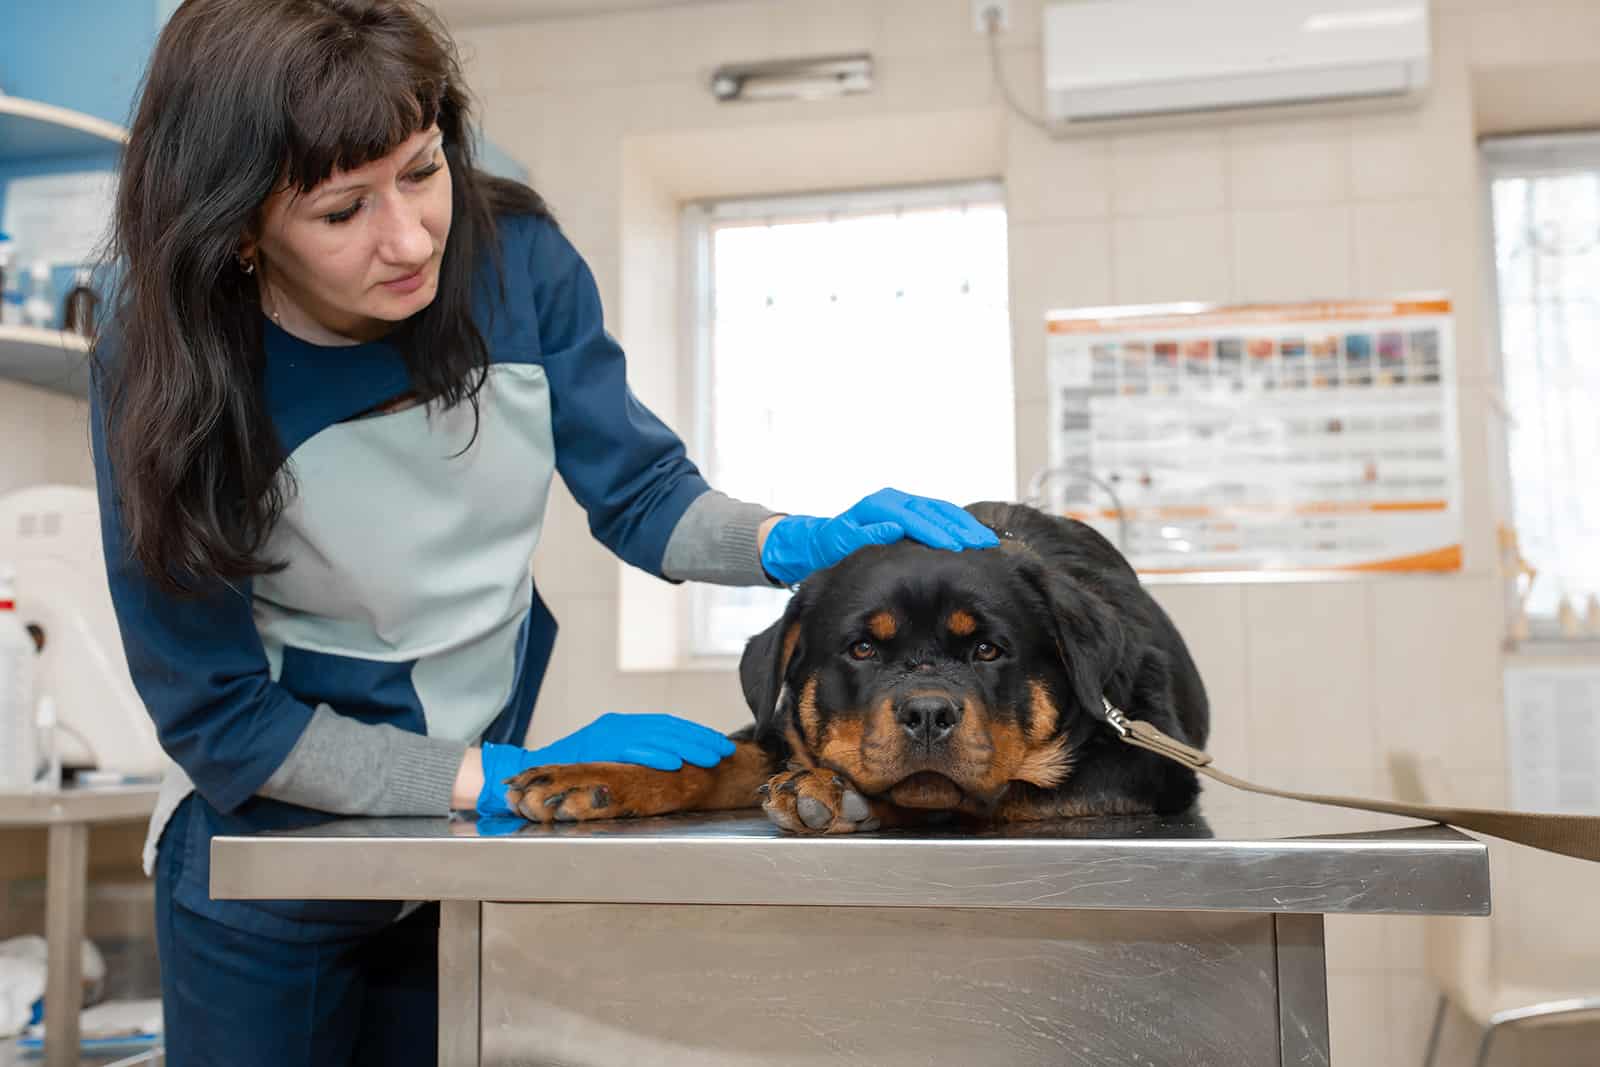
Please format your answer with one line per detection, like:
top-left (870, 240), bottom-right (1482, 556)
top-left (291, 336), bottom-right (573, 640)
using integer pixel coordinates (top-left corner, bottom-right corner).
top-left (1045, 299), bottom-right (1462, 575)
top-left (1504, 666), bottom-right (1600, 815)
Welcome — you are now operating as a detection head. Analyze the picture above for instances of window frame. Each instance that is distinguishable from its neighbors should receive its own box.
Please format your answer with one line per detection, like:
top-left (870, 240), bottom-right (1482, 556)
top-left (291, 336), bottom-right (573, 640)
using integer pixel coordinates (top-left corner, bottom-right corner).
top-left (1481, 131), bottom-right (1600, 642)
top-left (678, 179), bottom-right (1009, 661)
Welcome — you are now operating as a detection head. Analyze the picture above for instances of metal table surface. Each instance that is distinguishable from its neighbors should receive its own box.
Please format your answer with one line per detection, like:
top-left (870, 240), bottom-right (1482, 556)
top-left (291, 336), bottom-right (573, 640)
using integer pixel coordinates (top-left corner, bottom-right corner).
top-left (0, 786), bottom-right (160, 1067)
top-left (211, 788), bottom-right (1489, 916)
top-left (211, 790), bottom-right (1490, 1066)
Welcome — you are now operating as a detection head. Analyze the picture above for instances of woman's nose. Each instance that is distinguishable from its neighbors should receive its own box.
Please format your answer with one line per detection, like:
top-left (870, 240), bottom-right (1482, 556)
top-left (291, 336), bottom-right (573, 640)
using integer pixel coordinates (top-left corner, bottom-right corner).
top-left (375, 197), bottom-right (433, 266)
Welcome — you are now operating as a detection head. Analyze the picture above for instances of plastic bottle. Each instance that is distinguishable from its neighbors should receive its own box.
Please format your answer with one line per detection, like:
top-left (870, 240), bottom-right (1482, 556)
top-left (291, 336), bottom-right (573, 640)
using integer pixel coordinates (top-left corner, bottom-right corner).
top-left (22, 261), bottom-right (53, 330)
top-left (0, 566), bottom-right (38, 792)
top-left (34, 695), bottom-right (59, 792)
top-left (0, 232), bottom-right (13, 312)
top-left (0, 291), bottom-right (22, 328)
top-left (61, 268), bottom-right (98, 337)
top-left (0, 232), bottom-right (17, 327)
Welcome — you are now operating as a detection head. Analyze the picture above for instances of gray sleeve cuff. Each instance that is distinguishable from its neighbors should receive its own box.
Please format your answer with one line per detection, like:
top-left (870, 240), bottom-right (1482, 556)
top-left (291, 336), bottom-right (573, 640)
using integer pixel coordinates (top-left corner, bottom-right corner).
top-left (660, 490), bottom-right (783, 587)
top-left (259, 704), bottom-right (468, 815)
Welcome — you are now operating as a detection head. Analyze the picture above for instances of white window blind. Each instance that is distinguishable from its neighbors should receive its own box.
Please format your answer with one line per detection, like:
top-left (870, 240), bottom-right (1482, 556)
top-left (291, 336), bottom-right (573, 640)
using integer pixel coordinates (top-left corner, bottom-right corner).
top-left (1485, 134), bottom-right (1600, 621)
top-left (684, 182), bottom-right (1015, 658)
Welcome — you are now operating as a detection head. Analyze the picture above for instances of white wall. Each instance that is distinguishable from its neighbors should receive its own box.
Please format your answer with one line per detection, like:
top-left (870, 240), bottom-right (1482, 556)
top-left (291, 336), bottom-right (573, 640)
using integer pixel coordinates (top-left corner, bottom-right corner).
top-left (451, 1), bottom-right (1600, 1061)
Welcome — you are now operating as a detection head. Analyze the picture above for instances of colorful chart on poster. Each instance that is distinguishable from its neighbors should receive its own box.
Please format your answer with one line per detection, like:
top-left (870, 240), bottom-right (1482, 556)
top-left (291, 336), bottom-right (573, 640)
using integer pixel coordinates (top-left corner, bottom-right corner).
top-left (1044, 299), bottom-right (1462, 575)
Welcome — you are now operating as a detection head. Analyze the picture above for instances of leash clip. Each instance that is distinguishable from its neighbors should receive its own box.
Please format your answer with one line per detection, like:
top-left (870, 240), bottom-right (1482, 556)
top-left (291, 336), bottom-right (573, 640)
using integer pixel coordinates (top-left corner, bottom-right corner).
top-left (1101, 696), bottom-right (1131, 737)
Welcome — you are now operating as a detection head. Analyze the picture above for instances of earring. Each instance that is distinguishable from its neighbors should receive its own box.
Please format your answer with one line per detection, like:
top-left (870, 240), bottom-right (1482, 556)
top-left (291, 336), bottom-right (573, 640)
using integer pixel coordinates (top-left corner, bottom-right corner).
top-left (237, 254), bottom-right (256, 276)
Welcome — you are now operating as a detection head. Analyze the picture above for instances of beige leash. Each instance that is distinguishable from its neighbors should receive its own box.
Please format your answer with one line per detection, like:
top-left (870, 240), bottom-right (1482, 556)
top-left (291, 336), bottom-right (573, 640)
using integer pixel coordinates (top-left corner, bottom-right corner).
top-left (1101, 698), bottom-right (1600, 862)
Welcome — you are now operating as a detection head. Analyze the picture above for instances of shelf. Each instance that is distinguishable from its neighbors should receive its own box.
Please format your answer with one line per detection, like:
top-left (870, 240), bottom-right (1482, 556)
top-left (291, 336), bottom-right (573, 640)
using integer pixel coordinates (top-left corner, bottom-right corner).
top-left (0, 324), bottom-right (92, 395)
top-left (0, 95), bottom-right (126, 163)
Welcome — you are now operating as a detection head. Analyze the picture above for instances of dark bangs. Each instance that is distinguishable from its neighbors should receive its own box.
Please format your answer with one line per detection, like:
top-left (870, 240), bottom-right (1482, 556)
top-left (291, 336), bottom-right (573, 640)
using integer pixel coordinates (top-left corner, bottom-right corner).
top-left (278, 12), bottom-right (449, 196)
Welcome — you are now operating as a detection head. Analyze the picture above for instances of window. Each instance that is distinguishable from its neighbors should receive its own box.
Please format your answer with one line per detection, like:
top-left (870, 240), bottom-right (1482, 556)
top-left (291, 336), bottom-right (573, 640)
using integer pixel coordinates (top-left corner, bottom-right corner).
top-left (683, 181), bottom-right (1014, 657)
top-left (1485, 134), bottom-right (1600, 623)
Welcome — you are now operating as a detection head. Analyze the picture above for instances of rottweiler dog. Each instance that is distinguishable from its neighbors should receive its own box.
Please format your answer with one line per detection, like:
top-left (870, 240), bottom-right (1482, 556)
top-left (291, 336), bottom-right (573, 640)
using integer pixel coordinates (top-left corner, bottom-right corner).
top-left (503, 501), bottom-right (1209, 833)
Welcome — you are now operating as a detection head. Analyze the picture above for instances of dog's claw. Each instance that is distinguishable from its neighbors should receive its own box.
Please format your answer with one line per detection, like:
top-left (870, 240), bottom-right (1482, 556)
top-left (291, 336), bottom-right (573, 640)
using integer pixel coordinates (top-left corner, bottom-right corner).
top-left (796, 796), bottom-right (832, 829)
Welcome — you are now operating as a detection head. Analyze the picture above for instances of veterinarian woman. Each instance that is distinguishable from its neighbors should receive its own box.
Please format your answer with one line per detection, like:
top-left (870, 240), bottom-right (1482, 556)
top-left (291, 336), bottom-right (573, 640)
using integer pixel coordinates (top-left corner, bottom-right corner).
top-left (90, 1), bottom-right (996, 1062)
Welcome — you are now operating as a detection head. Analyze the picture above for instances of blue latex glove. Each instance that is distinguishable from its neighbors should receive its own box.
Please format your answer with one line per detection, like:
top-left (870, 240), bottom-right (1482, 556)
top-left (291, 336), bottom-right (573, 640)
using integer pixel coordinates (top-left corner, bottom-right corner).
top-left (760, 487), bottom-right (1000, 586)
top-left (477, 713), bottom-right (736, 817)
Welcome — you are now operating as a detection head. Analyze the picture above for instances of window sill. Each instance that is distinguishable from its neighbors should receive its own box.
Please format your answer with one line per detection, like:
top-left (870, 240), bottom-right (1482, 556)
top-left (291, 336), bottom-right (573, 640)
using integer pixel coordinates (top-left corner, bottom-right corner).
top-left (1503, 637), bottom-right (1600, 663)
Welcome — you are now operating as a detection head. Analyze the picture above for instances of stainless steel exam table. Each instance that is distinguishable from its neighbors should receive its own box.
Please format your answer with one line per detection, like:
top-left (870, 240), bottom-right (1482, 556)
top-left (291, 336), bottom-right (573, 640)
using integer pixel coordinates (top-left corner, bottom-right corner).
top-left (211, 790), bottom-right (1489, 1066)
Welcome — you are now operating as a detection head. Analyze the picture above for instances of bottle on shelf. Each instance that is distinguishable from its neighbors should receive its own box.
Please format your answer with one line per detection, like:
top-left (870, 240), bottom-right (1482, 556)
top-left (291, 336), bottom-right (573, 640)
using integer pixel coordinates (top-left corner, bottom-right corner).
top-left (61, 267), bottom-right (99, 337)
top-left (0, 231), bottom-right (13, 312)
top-left (0, 232), bottom-right (18, 327)
top-left (22, 261), bottom-right (54, 330)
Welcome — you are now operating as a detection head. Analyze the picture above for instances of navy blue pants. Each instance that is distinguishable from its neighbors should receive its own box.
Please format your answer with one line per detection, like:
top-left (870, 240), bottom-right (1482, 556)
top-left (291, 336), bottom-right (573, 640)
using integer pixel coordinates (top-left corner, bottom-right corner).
top-left (154, 809), bottom-right (439, 1066)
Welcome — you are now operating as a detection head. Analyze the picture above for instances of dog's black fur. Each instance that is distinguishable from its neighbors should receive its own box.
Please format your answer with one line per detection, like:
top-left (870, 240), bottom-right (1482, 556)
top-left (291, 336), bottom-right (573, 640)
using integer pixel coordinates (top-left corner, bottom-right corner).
top-left (737, 501), bottom-right (1208, 828)
top-left (502, 501), bottom-right (1208, 832)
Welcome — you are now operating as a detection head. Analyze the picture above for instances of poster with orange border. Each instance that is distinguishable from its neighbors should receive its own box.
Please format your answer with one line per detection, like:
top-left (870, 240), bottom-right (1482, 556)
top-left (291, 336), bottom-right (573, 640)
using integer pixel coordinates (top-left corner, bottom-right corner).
top-left (1044, 298), bottom-right (1462, 576)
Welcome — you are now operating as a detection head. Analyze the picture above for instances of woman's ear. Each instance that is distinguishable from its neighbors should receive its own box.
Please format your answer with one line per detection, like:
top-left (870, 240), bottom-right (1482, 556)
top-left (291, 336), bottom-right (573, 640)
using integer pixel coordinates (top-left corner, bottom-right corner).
top-left (738, 585), bottom-right (812, 735)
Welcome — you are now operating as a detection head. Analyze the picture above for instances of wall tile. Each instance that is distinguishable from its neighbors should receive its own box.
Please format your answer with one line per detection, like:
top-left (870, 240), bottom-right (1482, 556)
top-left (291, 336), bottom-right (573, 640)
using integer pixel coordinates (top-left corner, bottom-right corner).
top-left (1354, 199), bottom-right (1448, 296)
top-left (1232, 205), bottom-right (1355, 302)
top-left (1327, 972), bottom-right (1391, 1067)
top-left (1350, 111), bottom-right (1436, 201)
top-left (1228, 117), bottom-right (1352, 207)
top-left (1111, 212), bottom-right (1232, 306)
top-left (767, 0), bottom-right (882, 58)
top-left (1006, 122), bottom-right (1112, 223)
top-left (1146, 583), bottom-right (1252, 774)
top-left (1371, 576), bottom-right (1507, 773)
top-left (1007, 218), bottom-right (1114, 395)
top-left (1243, 582), bottom-right (1376, 774)
top-left (1109, 128), bottom-right (1228, 216)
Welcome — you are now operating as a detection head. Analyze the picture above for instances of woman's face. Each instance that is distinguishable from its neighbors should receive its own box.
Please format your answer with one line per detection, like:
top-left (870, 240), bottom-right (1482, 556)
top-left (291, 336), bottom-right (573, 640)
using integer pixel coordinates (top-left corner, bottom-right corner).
top-left (248, 125), bottom-right (453, 344)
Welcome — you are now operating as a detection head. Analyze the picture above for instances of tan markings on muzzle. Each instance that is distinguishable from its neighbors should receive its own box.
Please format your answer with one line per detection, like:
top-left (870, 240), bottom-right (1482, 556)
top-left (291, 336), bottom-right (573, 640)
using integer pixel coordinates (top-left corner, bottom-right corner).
top-left (868, 611), bottom-right (897, 641)
top-left (823, 696), bottom-right (901, 792)
top-left (817, 715), bottom-right (867, 781)
top-left (946, 609), bottom-right (977, 636)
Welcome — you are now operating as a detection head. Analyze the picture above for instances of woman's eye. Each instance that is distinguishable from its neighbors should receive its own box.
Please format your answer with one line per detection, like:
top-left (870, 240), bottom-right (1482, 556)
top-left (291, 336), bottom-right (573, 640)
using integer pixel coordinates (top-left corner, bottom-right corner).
top-left (324, 199), bottom-right (363, 225)
top-left (848, 640), bottom-right (876, 661)
top-left (974, 641), bottom-right (1002, 662)
top-left (410, 162), bottom-right (443, 183)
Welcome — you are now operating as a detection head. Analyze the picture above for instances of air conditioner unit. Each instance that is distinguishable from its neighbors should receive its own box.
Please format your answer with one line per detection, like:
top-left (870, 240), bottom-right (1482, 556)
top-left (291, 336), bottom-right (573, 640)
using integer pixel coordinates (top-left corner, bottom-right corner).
top-left (1044, 0), bottom-right (1430, 123)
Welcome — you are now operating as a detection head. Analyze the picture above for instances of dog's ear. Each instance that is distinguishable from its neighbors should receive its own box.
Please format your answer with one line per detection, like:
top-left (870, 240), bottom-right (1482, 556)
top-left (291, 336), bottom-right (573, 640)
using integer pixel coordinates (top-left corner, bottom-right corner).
top-left (1020, 562), bottom-right (1127, 719)
top-left (739, 585), bottom-right (813, 734)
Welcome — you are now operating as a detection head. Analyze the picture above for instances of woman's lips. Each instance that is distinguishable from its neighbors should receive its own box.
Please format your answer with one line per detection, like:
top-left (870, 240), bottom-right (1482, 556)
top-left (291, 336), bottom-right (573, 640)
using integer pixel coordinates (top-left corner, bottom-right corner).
top-left (381, 268), bottom-right (427, 294)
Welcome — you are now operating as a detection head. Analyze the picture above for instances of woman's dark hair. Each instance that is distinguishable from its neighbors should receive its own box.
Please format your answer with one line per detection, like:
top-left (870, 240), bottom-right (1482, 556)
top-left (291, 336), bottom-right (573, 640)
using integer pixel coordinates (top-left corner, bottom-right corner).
top-left (102, 0), bottom-right (548, 593)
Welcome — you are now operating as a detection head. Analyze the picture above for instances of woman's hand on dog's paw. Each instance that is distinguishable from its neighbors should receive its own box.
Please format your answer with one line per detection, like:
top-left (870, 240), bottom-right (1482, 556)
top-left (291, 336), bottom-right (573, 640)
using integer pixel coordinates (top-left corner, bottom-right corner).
top-left (758, 768), bottom-right (883, 834)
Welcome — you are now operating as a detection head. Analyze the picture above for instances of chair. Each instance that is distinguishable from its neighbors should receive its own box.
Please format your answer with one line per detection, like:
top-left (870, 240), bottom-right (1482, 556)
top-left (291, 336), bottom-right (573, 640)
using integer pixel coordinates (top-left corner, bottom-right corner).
top-left (1391, 756), bottom-right (1600, 1066)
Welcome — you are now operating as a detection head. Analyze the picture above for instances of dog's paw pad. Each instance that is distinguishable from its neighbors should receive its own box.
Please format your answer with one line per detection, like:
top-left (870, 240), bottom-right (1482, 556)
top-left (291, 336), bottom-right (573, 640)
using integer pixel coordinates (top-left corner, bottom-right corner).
top-left (761, 769), bottom-right (882, 835)
top-left (796, 796), bottom-right (831, 829)
top-left (505, 765), bottom-right (651, 824)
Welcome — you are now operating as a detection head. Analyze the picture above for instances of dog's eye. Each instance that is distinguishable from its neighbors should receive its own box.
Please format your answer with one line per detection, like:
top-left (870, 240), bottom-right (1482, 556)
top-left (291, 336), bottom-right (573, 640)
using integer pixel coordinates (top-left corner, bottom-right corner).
top-left (848, 640), bottom-right (877, 661)
top-left (973, 641), bottom-right (1002, 662)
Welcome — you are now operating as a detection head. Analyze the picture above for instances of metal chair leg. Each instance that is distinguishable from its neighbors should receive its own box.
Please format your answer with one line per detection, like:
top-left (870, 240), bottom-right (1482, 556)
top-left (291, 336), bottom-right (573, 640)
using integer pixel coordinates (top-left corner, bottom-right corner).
top-left (1421, 994), bottom-right (1448, 1067)
top-left (1473, 1021), bottom-right (1501, 1067)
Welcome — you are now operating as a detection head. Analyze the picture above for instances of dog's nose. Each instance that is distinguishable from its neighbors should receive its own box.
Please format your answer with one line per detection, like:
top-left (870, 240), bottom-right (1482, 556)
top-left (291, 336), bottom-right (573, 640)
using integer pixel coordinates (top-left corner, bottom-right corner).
top-left (896, 695), bottom-right (963, 745)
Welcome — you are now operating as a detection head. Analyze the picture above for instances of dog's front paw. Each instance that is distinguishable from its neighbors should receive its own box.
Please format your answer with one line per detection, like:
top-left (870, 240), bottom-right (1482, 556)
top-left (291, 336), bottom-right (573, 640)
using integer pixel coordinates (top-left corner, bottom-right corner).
top-left (503, 762), bottom-right (677, 823)
top-left (760, 768), bottom-right (884, 834)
